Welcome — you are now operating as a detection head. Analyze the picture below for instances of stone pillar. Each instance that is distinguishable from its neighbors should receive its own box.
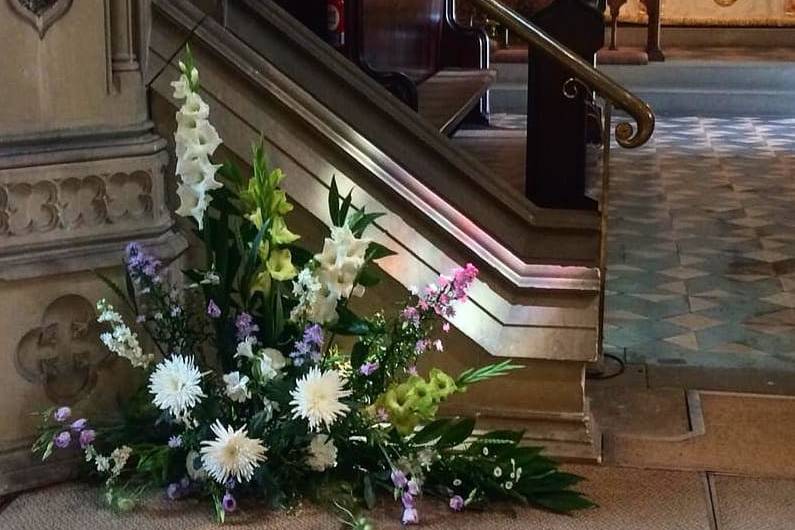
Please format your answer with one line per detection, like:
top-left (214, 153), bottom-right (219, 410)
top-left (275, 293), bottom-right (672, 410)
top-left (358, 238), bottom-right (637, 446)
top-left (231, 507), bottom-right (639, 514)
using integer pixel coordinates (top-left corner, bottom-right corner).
top-left (0, 0), bottom-right (185, 494)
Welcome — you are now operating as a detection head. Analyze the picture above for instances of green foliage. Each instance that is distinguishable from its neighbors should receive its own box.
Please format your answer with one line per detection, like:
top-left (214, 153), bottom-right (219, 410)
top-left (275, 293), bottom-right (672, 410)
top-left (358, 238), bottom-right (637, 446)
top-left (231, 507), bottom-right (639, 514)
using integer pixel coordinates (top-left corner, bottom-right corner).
top-left (30, 48), bottom-right (594, 525)
top-left (456, 360), bottom-right (524, 387)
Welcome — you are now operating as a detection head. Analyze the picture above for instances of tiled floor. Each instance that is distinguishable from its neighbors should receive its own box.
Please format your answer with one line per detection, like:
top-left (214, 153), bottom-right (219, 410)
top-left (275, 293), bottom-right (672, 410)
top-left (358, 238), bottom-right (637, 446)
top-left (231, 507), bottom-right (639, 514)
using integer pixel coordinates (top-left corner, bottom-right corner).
top-left (488, 114), bottom-right (795, 372)
top-left (605, 117), bottom-right (795, 371)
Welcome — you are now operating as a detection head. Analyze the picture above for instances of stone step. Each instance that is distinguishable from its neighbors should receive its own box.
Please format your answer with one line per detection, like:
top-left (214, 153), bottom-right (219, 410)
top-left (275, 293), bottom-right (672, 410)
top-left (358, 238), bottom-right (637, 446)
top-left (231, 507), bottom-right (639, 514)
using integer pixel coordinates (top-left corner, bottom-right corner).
top-left (491, 59), bottom-right (795, 117)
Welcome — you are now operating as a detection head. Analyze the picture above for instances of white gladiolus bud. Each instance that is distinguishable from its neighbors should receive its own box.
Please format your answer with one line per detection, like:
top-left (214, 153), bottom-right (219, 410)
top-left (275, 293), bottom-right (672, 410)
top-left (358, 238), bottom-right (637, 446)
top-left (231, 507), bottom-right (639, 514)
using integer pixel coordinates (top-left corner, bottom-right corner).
top-left (171, 65), bottom-right (223, 229)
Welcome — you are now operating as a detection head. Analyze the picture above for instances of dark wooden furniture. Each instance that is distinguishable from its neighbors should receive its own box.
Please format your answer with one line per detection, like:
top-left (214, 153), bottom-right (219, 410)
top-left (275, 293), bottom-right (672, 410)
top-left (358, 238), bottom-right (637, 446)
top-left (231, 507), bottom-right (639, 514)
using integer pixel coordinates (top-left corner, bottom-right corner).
top-left (275, 0), bottom-right (493, 135)
top-left (642, 0), bottom-right (664, 61)
top-left (348, 0), bottom-right (494, 134)
top-left (603, 0), bottom-right (664, 62)
top-left (526, 0), bottom-right (604, 209)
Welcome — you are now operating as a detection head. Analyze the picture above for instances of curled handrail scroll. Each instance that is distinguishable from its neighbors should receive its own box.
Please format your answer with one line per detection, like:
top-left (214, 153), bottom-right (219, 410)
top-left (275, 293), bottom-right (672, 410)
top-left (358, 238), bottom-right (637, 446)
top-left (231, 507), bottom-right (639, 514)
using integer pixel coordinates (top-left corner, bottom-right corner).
top-left (472, 0), bottom-right (655, 148)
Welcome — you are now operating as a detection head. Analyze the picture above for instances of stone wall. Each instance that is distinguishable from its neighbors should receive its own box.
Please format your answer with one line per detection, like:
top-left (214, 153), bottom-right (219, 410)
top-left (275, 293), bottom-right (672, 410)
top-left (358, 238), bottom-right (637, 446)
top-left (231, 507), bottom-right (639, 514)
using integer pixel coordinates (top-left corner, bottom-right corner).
top-left (0, 0), bottom-right (185, 494)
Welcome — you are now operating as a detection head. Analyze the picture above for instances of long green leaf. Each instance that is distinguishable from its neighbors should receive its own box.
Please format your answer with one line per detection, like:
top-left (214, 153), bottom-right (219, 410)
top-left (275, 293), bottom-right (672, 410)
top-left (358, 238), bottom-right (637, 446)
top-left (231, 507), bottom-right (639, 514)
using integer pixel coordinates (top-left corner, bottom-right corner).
top-left (411, 418), bottom-right (452, 445)
top-left (328, 176), bottom-right (340, 226)
top-left (437, 417), bottom-right (476, 448)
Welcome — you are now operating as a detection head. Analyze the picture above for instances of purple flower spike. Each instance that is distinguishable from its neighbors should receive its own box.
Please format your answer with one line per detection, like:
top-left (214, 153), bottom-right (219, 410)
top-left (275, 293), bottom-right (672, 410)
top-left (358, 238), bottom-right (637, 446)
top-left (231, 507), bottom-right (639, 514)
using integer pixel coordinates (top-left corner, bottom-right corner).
top-left (391, 469), bottom-right (408, 488)
top-left (401, 492), bottom-right (415, 509)
top-left (304, 324), bottom-right (324, 346)
top-left (222, 492), bottom-right (237, 513)
top-left (359, 361), bottom-right (379, 376)
top-left (79, 429), bottom-right (96, 449)
top-left (407, 478), bottom-right (420, 496)
top-left (70, 418), bottom-right (88, 432)
top-left (207, 299), bottom-right (221, 318)
top-left (54, 431), bottom-right (71, 449)
top-left (235, 312), bottom-right (259, 341)
top-left (54, 406), bottom-right (71, 422)
top-left (166, 483), bottom-right (181, 501)
top-left (401, 507), bottom-right (419, 525)
top-left (449, 495), bottom-right (464, 512)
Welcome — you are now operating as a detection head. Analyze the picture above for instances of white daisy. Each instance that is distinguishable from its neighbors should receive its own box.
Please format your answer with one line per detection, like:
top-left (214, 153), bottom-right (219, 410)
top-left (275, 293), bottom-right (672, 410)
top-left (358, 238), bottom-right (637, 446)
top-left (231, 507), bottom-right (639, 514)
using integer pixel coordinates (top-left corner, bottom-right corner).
top-left (223, 371), bottom-right (251, 403)
top-left (289, 368), bottom-right (351, 431)
top-left (148, 355), bottom-right (205, 418)
top-left (200, 420), bottom-right (267, 484)
top-left (306, 434), bottom-right (338, 472)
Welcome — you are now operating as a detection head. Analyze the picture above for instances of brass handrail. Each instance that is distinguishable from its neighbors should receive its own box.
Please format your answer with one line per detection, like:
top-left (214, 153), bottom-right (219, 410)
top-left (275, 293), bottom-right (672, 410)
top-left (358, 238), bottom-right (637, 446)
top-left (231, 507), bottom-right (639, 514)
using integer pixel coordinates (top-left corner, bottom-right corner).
top-left (472, 0), bottom-right (655, 148)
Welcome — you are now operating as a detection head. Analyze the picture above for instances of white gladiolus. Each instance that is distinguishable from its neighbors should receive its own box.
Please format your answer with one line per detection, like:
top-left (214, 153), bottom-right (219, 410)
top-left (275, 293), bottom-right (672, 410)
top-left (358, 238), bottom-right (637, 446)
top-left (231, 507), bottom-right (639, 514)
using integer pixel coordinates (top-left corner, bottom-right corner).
top-left (171, 65), bottom-right (223, 229)
top-left (309, 225), bottom-right (371, 324)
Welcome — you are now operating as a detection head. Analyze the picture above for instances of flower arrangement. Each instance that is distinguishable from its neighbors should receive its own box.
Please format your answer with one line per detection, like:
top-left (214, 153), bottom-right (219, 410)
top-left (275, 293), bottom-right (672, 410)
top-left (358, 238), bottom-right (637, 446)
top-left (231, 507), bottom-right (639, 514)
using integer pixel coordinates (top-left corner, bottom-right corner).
top-left (32, 51), bottom-right (593, 526)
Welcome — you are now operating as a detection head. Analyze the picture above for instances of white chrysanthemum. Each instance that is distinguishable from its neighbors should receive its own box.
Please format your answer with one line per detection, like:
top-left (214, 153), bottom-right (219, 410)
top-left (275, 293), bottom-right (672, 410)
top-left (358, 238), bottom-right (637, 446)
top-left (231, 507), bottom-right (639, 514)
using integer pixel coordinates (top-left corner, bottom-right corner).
top-left (223, 371), bottom-right (251, 403)
top-left (306, 434), bottom-right (338, 471)
top-left (148, 355), bottom-right (205, 418)
top-left (96, 299), bottom-right (154, 368)
top-left (200, 420), bottom-right (267, 484)
top-left (290, 368), bottom-right (351, 431)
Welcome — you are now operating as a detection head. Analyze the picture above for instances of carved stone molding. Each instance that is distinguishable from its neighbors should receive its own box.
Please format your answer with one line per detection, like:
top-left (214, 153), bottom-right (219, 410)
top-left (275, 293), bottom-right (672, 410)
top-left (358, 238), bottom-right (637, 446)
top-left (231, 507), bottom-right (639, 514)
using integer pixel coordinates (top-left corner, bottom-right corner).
top-left (15, 294), bottom-right (108, 404)
top-left (0, 171), bottom-right (154, 239)
top-left (8, 0), bottom-right (73, 38)
top-left (0, 145), bottom-right (171, 254)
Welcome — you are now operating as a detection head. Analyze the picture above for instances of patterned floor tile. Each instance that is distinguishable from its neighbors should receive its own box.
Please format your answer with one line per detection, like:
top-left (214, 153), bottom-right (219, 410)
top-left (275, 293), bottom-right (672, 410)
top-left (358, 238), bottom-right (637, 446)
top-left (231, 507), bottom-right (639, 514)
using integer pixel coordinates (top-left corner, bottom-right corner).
top-left (489, 114), bottom-right (795, 371)
top-left (605, 117), bottom-right (795, 371)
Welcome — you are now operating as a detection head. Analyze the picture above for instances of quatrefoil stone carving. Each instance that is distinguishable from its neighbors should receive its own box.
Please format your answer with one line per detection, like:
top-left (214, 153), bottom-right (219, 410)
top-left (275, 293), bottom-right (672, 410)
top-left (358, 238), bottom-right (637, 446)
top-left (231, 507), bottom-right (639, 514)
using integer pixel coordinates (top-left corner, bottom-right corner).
top-left (8, 0), bottom-right (74, 38)
top-left (15, 294), bottom-right (110, 404)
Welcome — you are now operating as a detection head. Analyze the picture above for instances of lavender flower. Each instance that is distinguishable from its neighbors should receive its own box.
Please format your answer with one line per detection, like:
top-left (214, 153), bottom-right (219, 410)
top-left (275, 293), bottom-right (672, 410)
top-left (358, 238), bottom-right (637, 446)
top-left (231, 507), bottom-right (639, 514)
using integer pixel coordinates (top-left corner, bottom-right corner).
top-left (290, 324), bottom-right (324, 365)
top-left (402, 507), bottom-right (419, 525)
top-left (235, 312), bottom-right (259, 341)
top-left (166, 483), bottom-right (182, 500)
top-left (359, 361), bottom-right (379, 376)
top-left (401, 491), bottom-right (415, 508)
top-left (304, 324), bottom-right (324, 346)
top-left (54, 431), bottom-right (71, 449)
top-left (168, 435), bottom-right (183, 448)
top-left (70, 418), bottom-right (88, 432)
top-left (222, 492), bottom-right (237, 513)
top-left (391, 469), bottom-right (408, 488)
top-left (407, 478), bottom-right (420, 496)
top-left (53, 406), bottom-right (71, 422)
top-left (207, 299), bottom-right (221, 318)
top-left (449, 495), bottom-right (464, 512)
top-left (79, 429), bottom-right (96, 449)
top-left (125, 242), bottom-right (161, 280)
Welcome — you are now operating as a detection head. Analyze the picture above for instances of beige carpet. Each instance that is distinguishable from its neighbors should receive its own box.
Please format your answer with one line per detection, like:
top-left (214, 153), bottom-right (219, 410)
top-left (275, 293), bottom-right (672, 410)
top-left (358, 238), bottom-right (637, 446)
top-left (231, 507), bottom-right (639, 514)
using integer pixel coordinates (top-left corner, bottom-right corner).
top-left (0, 465), bottom-right (713, 530)
top-left (712, 474), bottom-right (795, 530)
top-left (605, 391), bottom-right (795, 478)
